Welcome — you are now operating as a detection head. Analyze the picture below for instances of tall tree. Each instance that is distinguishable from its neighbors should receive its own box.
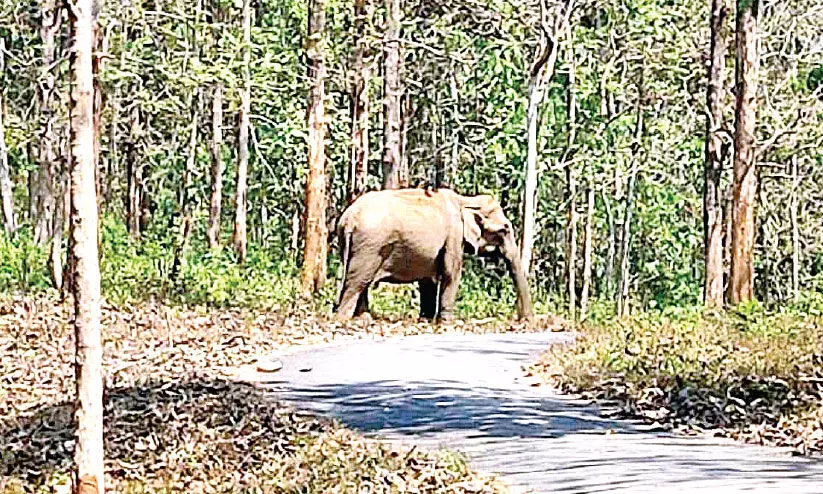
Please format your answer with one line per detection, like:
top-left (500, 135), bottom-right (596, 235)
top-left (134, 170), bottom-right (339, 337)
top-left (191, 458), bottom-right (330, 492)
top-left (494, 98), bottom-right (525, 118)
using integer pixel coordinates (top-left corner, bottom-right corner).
top-left (580, 181), bottom-right (594, 319)
top-left (233, 0), bottom-right (251, 262)
top-left (68, 0), bottom-right (105, 491)
top-left (564, 40), bottom-right (578, 321)
top-left (381, 0), bottom-right (405, 189)
top-left (0, 39), bottom-right (16, 236)
top-left (34, 0), bottom-right (63, 245)
top-left (208, 83), bottom-right (223, 249)
top-left (301, 0), bottom-right (329, 293)
top-left (703, 0), bottom-right (729, 308)
top-left (728, 0), bottom-right (759, 304)
top-left (124, 105), bottom-right (141, 238)
top-left (348, 0), bottom-right (370, 202)
top-left (520, 0), bottom-right (575, 274)
top-left (617, 64), bottom-right (645, 318)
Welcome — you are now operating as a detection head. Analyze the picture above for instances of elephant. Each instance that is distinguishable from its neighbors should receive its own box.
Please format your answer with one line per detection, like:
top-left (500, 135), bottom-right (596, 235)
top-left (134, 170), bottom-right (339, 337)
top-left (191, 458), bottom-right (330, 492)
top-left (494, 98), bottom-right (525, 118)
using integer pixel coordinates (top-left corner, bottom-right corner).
top-left (334, 188), bottom-right (533, 321)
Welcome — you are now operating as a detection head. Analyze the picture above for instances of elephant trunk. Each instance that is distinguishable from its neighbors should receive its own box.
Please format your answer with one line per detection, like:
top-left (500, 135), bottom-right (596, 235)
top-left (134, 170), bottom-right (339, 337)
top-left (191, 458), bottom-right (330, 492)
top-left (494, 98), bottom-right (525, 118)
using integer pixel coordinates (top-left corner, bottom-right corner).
top-left (503, 237), bottom-right (533, 321)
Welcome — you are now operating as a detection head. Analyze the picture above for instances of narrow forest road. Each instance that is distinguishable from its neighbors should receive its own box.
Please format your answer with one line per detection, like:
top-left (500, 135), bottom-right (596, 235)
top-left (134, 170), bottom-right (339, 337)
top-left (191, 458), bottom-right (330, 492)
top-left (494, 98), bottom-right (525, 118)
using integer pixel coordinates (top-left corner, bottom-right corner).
top-left (242, 332), bottom-right (823, 493)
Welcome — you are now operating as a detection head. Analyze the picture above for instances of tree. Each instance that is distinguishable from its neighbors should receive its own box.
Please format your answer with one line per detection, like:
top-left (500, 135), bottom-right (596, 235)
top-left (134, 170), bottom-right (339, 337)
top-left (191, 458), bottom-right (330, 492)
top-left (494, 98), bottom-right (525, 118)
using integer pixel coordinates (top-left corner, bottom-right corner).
top-left (729, 0), bottom-right (759, 305)
top-left (34, 0), bottom-right (63, 246)
top-left (564, 39), bottom-right (578, 321)
top-left (0, 38), bottom-right (16, 236)
top-left (703, 0), bottom-right (729, 308)
top-left (68, 0), bottom-right (105, 491)
top-left (301, 0), bottom-right (329, 293)
top-left (233, 0), bottom-right (251, 262)
top-left (208, 83), bottom-right (224, 249)
top-left (348, 0), bottom-right (370, 202)
top-left (381, 0), bottom-right (405, 189)
top-left (519, 0), bottom-right (575, 274)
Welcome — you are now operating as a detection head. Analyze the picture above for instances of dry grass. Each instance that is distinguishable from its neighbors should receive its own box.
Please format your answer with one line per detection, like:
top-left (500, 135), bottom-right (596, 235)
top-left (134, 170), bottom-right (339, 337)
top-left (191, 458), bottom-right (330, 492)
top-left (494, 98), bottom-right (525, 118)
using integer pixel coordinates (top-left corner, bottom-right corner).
top-left (0, 296), bottom-right (522, 493)
top-left (527, 309), bottom-right (823, 455)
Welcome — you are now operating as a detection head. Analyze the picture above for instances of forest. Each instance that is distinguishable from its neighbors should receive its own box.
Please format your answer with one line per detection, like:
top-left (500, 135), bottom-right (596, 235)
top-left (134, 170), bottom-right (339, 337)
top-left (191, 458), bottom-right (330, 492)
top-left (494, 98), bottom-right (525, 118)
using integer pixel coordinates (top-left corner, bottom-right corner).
top-left (2, 0), bottom-right (823, 492)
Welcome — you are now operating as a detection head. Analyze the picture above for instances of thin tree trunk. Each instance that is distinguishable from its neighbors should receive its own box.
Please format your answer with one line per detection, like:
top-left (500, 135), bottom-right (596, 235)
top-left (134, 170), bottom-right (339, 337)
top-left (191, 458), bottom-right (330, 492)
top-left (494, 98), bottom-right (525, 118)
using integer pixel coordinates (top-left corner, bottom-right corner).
top-left (348, 0), bottom-right (370, 203)
top-left (520, 0), bottom-right (574, 275)
top-left (617, 88), bottom-right (644, 318)
top-left (703, 0), bottom-right (729, 308)
top-left (381, 0), bottom-right (403, 189)
top-left (207, 84), bottom-right (223, 249)
top-left (729, 0), bottom-right (760, 305)
top-left (791, 155), bottom-right (800, 302)
top-left (233, 0), bottom-right (251, 262)
top-left (35, 0), bottom-right (62, 245)
top-left (68, 0), bottom-right (104, 491)
top-left (0, 41), bottom-right (16, 236)
top-left (602, 191), bottom-right (615, 297)
top-left (92, 21), bottom-right (106, 216)
top-left (580, 183), bottom-right (594, 319)
top-left (617, 167), bottom-right (637, 318)
top-left (301, 0), bottom-right (329, 294)
top-left (180, 93), bottom-right (199, 247)
top-left (125, 105), bottom-right (141, 238)
top-left (565, 41), bottom-right (578, 321)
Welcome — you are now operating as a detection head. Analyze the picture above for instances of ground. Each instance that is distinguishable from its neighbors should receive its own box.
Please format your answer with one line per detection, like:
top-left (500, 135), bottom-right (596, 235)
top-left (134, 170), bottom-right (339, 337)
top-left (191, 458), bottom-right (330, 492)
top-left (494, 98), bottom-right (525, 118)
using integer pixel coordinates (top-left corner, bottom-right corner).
top-left (1, 296), bottom-right (551, 493)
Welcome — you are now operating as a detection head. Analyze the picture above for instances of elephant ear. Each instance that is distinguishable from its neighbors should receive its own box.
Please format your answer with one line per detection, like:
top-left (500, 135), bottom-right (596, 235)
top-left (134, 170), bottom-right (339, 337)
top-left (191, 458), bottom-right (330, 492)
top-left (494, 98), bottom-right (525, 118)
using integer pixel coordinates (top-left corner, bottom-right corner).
top-left (462, 208), bottom-right (483, 254)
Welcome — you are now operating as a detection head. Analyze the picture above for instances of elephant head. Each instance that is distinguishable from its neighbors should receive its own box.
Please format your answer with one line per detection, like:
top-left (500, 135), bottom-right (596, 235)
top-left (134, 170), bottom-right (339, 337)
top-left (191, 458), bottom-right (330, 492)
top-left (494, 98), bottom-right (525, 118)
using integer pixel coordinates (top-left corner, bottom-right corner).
top-left (458, 194), bottom-right (534, 320)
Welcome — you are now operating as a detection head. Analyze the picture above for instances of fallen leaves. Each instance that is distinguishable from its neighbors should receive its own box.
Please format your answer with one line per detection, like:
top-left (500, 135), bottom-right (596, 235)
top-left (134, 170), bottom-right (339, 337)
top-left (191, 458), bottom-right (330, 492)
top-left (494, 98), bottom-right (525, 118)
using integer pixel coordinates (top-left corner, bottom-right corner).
top-left (0, 295), bottom-right (525, 492)
top-left (527, 312), bottom-right (823, 456)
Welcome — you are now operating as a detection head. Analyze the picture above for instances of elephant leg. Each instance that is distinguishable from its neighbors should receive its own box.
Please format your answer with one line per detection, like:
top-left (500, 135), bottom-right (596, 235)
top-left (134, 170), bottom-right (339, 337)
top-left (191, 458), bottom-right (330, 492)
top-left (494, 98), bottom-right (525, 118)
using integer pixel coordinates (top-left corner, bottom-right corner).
top-left (418, 279), bottom-right (438, 320)
top-left (438, 270), bottom-right (461, 321)
top-left (354, 287), bottom-right (370, 317)
top-left (335, 255), bottom-right (382, 320)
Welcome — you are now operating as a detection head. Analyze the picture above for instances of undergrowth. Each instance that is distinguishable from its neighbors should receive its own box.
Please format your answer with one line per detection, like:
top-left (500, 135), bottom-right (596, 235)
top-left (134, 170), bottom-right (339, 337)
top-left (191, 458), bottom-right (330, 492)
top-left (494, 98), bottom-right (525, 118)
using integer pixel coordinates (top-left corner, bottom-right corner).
top-left (0, 217), bottom-right (553, 320)
top-left (530, 308), bottom-right (823, 454)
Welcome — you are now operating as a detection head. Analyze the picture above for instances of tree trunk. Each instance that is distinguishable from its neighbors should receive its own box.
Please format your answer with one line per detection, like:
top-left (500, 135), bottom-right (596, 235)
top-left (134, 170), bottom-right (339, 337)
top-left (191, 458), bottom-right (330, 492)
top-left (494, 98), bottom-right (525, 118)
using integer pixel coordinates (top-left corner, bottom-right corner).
top-left (301, 0), bottom-right (329, 294)
top-left (790, 155), bottom-right (800, 302)
top-left (602, 190), bottom-right (615, 296)
top-left (580, 183), bottom-right (594, 319)
top-left (348, 0), bottom-right (370, 203)
top-left (35, 0), bottom-right (62, 245)
top-left (703, 0), bottom-right (729, 308)
top-left (207, 84), bottom-right (223, 249)
top-left (173, 91), bottom-right (199, 278)
top-left (617, 89), bottom-right (644, 318)
top-left (0, 41), bottom-right (16, 236)
top-left (519, 0), bottom-right (573, 274)
top-left (381, 0), bottom-right (404, 189)
top-left (92, 21), bottom-right (106, 217)
top-left (565, 43), bottom-right (578, 321)
top-left (68, 0), bottom-right (105, 492)
top-left (125, 105), bottom-right (141, 238)
top-left (729, 0), bottom-right (759, 305)
top-left (233, 0), bottom-right (251, 262)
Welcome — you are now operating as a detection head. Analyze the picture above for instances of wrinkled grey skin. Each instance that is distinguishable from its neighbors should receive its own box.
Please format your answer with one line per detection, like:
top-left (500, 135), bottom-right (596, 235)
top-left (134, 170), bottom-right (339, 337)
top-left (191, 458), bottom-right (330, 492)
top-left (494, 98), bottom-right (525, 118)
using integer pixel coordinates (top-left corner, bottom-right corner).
top-left (334, 188), bottom-right (533, 321)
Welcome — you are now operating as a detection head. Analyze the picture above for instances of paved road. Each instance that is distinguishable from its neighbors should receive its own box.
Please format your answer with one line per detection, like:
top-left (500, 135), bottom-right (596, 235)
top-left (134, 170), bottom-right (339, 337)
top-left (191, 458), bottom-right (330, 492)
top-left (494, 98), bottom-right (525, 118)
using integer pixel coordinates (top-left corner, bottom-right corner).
top-left (248, 332), bottom-right (823, 493)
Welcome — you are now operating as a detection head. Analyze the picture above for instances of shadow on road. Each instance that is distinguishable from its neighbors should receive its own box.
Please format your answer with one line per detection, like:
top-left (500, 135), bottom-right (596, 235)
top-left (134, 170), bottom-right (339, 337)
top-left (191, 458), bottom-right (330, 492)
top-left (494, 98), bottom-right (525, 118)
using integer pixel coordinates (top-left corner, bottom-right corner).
top-left (273, 379), bottom-right (637, 439)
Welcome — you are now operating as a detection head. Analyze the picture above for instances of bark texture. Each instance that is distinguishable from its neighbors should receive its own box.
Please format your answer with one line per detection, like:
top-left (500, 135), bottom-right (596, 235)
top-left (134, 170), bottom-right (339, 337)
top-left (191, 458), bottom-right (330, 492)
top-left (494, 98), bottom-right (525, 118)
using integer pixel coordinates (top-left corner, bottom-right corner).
top-left (348, 0), bottom-right (370, 202)
top-left (68, 0), bottom-right (105, 492)
top-left (703, 0), bottom-right (729, 308)
top-left (208, 84), bottom-right (224, 249)
top-left (520, 0), bottom-right (575, 274)
top-left (381, 0), bottom-right (405, 189)
top-left (0, 39), bottom-right (16, 235)
top-left (233, 0), bottom-right (251, 262)
top-left (301, 0), bottom-right (329, 293)
top-left (729, 0), bottom-right (759, 305)
top-left (35, 0), bottom-right (63, 245)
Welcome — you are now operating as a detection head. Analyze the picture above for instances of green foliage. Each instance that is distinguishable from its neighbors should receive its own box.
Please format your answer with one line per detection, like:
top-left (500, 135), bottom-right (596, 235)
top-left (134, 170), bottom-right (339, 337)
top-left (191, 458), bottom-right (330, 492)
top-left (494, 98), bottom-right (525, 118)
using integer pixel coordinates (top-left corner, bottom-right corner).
top-left (0, 229), bottom-right (51, 293)
top-left (537, 307), bottom-right (823, 453)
